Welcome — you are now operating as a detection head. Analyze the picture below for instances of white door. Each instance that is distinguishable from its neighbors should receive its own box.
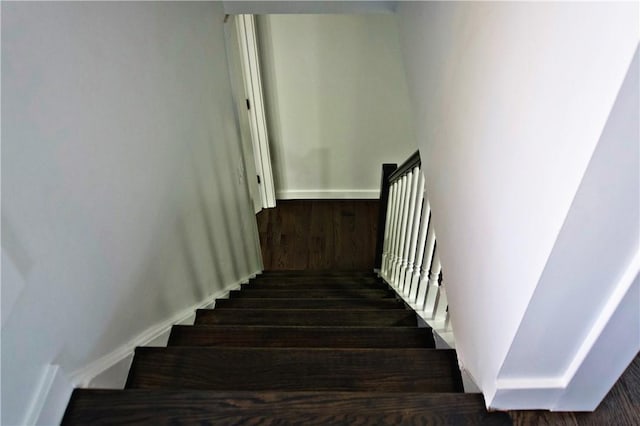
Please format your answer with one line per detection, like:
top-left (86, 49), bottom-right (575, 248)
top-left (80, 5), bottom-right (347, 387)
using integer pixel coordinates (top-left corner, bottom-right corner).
top-left (224, 15), bottom-right (262, 213)
top-left (225, 14), bottom-right (276, 211)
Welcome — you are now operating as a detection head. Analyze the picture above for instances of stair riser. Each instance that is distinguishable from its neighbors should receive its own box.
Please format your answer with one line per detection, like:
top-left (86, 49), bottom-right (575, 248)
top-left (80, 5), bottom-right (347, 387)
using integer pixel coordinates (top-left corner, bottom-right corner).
top-left (214, 298), bottom-right (404, 310)
top-left (259, 271), bottom-right (376, 276)
top-left (168, 326), bottom-right (435, 348)
top-left (243, 282), bottom-right (386, 290)
top-left (229, 289), bottom-right (395, 299)
top-left (252, 276), bottom-right (382, 282)
top-left (194, 309), bottom-right (417, 327)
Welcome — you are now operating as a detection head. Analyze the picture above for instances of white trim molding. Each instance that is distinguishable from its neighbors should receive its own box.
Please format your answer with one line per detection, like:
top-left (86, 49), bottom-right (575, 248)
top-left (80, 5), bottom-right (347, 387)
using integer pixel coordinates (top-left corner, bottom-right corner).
top-left (560, 251), bottom-right (639, 386)
top-left (491, 252), bottom-right (640, 411)
top-left (25, 272), bottom-right (257, 426)
top-left (68, 273), bottom-right (256, 387)
top-left (236, 14), bottom-right (276, 209)
top-left (23, 363), bottom-right (75, 425)
top-left (276, 189), bottom-right (380, 200)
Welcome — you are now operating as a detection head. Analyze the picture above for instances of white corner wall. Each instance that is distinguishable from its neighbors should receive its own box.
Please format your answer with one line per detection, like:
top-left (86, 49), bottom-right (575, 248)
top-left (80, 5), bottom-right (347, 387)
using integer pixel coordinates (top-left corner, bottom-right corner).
top-left (494, 46), bottom-right (639, 410)
top-left (1, 2), bottom-right (262, 425)
top-left (395, 1), bottom-right (638, 409)
top-left (256, 14), bottom-right (416, 199)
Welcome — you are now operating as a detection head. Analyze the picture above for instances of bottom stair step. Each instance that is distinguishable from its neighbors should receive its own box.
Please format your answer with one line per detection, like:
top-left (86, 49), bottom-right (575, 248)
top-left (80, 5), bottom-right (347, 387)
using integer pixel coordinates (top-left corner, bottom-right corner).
top-left (126, 347), bottom-right (463, 393)
top-left (63, 389), bottom-right (513, 425)
top-left (168, 325), bottom-right (436, 348)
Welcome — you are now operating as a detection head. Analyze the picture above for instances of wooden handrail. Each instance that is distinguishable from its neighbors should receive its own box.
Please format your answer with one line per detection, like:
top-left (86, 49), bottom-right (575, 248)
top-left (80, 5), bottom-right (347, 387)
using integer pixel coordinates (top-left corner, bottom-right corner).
top-left (388, 150), bottom-right (420, 183)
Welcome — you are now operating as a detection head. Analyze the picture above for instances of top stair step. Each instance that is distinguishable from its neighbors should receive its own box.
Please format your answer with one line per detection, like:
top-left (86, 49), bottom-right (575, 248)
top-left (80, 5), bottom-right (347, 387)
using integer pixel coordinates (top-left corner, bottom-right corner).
top-left (62, 389), bottom-right (513, 426)
top-left (125, 347), bottom-right (464, 393)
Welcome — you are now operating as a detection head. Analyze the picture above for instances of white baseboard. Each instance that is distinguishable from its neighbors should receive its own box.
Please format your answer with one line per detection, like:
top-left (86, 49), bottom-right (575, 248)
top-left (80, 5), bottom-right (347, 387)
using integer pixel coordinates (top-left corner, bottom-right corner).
top-left (25, 271), bottom-right (258, 426)
top-left (276, 189), bottom-right (380, 199)
top-left (23, 365), bottom-right (73, 426)
top-left (69, 272), bottom-right (256, 387)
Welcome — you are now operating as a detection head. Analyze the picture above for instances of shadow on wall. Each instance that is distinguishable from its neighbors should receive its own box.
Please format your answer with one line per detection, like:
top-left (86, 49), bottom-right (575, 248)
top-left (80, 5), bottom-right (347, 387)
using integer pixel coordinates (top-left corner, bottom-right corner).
top-left (56, 105), bottom-right (260, 370)
top-left (0, 3), bottom-right (263, 424)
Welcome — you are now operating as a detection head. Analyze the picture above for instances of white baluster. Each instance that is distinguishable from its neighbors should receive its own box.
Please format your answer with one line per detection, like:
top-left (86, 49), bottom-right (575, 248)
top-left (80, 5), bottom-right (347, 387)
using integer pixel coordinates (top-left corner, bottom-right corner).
top-left (392, 172), bottom-right (413, 287)
top-left (398, 167), bottom-right (420, 293)
top-left (385, 180), bottom-right (402, 280)
top-left (401, 169), bottom-right (425, 296)
top-left (381, 183), bottom-right (397, 277)
top-left (423, 251), bottom-right (442, 317)
top-left (387, 182), bottom-right (402, 279)
top-left (415, 224), bottom-right (437, 307)
top-left (408, 195), bottom-right (430, 302)
top-left (390, 175), bottom-right (408, 288)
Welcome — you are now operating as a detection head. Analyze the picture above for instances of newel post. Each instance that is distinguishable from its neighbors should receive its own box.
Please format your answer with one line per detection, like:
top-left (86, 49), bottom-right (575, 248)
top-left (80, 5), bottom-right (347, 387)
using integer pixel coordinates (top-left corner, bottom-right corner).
top-left (374, 163), bottom-right (398, 271)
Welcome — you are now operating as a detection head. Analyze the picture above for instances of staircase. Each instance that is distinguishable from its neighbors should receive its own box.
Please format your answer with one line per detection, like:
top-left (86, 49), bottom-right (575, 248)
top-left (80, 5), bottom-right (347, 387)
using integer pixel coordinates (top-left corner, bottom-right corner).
top-left (62, 270), bottom-right (511, 425)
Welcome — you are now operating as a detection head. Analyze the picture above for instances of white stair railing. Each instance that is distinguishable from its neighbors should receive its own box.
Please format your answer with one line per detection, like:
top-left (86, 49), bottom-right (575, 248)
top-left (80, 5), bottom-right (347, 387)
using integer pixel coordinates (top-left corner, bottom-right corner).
top-left (376, 152), bottom-right (454, 347)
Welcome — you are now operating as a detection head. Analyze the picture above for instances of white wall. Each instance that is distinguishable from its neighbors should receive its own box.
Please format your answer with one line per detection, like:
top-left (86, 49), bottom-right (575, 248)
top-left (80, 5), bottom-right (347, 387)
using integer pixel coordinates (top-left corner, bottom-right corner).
top-left (495, 46), bottom-right (639, 410)
top-left (1, 2), bottom-right (262, 424)
top-left (396, 1), bottom-right (638, 409)
top-left (257, 14), bottom-right (416, 199)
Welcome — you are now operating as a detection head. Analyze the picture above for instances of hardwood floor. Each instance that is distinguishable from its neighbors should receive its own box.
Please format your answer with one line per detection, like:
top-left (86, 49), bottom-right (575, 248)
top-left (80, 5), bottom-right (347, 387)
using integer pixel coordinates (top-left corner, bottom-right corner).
top-left (256, 200), bottom-right (379, 270)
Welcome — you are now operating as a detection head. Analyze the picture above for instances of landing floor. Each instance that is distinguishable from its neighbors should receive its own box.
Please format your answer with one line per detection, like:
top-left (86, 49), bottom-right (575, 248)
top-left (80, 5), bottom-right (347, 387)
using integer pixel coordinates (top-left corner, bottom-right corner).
top-left (257, 199), bottom-right (379, 270)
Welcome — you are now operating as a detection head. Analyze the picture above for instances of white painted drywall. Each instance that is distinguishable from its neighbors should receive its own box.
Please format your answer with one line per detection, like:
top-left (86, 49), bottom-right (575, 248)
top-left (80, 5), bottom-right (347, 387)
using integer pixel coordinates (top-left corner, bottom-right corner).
top-left (495, 46), bottom-right (640, 410)
top-left (1, 2), bottom-right (262, 424)
top-left (257, 14), bottom-right (416, 199)
top-left (396, 1), bottom-right (638, 408)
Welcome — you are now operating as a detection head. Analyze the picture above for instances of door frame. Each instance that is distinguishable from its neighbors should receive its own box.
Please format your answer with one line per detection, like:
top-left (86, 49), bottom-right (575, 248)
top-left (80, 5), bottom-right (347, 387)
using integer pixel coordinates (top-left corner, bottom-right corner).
top-left (235, 14), bottom-right (276, 209)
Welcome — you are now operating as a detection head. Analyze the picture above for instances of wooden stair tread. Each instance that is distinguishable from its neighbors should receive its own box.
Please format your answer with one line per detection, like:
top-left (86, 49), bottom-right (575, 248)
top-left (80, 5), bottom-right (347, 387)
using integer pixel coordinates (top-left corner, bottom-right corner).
top-left (215, 297), bottom-right (404, 309)
top-left (168, 325), bottom-right (435, 348)
top-left (260, 270), bottom-right (375, 276)
top-left (194, 308), bottom-right (417, 326)
top-left (251, 275), bottom-right (382, 281)
top-left (243, 281), bottom-right (386, 290)
top-left (61, 268), bottom-right (495, 422)
top-left (62, 389), bottom-right (512, 425)
top-left (126, 347), bottom-right (463, 393)
top-left (229, 289), bottom-right (394, 299)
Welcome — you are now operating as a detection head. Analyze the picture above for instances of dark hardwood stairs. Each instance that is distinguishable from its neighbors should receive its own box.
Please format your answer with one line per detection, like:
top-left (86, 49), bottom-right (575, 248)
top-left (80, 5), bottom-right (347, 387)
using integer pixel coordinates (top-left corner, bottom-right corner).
top-left (62, 271), bottom-right (512, 425)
